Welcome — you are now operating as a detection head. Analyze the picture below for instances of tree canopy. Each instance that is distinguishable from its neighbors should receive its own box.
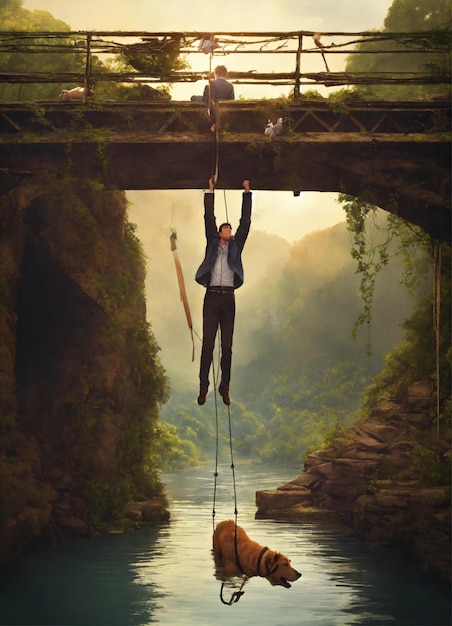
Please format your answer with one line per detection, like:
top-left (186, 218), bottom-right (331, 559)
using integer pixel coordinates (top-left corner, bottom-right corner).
top-left (345, 0), bottom-right (451, 100)
top-left (0, 0), bottom-right (183, 101)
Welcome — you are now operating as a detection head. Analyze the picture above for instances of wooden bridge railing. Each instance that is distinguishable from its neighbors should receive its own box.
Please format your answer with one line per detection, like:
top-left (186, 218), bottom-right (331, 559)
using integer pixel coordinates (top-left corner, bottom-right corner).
top-left (0, 30), bottom-right (450, 97)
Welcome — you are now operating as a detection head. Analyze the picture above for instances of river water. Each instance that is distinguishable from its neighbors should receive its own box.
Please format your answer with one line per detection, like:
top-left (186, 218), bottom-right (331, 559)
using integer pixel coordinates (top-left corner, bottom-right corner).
top-left (0, 464), bottom-right (450, 626)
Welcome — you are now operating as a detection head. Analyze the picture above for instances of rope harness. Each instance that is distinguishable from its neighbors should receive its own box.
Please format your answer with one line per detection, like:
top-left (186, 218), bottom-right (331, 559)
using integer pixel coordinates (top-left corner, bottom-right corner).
top-left (211, 333), bottom-right (248, 604)
top-left (220, 578), bottom-right (246, 605)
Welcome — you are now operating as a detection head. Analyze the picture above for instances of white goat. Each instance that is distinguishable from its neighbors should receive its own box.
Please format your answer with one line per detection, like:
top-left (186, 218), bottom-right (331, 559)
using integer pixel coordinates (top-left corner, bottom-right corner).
top-left (264, 117), bottom-right (283, 138)
top-left (59, 87), bottom-right (94, 102)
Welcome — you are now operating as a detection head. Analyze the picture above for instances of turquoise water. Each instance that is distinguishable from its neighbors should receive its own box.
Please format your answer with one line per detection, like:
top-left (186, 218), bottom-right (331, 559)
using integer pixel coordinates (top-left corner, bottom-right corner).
top-left (0, 465), bottom-right (450, 626)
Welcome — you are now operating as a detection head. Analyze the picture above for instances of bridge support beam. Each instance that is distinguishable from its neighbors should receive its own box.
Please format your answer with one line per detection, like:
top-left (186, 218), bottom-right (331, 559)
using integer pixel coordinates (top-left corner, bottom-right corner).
top-left (0, 101), bottom-right (450, 242)
top-left (1, 133), bottom-right (449, 241)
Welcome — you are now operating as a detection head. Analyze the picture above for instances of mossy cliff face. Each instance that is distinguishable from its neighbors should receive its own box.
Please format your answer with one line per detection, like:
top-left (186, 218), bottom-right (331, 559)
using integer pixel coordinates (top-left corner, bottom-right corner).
top-left (0, 181), bottom-right (168, 570)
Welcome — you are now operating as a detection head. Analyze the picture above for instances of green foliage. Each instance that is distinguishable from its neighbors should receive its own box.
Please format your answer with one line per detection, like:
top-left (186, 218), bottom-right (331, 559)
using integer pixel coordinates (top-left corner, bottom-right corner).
top-left (152, 422), bottom-right (203, 471)
top-left (160, 393), bottom-right (218, 463)
top-left (231, 357), bottom-right (372, 464)
top-left (411, 445), bottom-right (451, 486)
top-left (339, 193), bottom-right (432, 353)
top-left (0, 1), bottom-right (84, 101)
top-left (321, 422), bottom-right (354, 450)
top-left (345, 0), bottom-right (451, 101)
top-left (79, 314), bottom-right (169, 522)
top-left (121, 38), bottom-right (188, 77)
top-left (299, 89), bottom-right (326, 100)
top-left (0, 2), bottom-right (188, 102)
top-left (365, 243), bottom-right (451, 405)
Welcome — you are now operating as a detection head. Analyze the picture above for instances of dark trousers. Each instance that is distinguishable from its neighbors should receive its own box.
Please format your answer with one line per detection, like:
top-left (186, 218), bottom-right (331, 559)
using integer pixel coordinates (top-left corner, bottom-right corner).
top-left (199, 291), bottom-right (235, 389)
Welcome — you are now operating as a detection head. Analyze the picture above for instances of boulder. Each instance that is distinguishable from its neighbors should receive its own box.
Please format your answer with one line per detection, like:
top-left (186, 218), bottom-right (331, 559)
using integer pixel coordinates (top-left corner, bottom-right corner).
top-left (125, 497), bottom-right (169, 523)
top-left (406, 380), bottom-right (434, 409)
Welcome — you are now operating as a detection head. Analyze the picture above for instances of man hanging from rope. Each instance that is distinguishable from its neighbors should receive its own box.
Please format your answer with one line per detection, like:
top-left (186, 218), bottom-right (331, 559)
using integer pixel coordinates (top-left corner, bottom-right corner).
top-left (195, 177), bottom-right (252, 406)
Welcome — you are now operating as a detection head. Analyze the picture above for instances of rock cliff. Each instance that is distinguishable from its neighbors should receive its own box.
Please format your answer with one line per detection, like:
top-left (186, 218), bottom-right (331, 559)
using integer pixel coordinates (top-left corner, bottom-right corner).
top-left (256, 381), bottom-right (451, 584)
top-left (0, 180), bottom-right (168, 571)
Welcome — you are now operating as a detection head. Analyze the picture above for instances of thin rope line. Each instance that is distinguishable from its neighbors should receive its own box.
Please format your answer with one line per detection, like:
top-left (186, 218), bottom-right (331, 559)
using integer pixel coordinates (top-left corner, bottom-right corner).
top-left (227, 402), bottom-right (239, 522)
top-left (214, 133), bottom-right (229, 223)
top-left (208, 52), bottom-right (212, 112)
top-left (433, 242), bottom-right (441, 463)
top-left (212, 339), bottom-right (220, 532)
top-left (213, 129), bottom-right (219, 183)
top-left (211, 335), bottom-right (239, 531)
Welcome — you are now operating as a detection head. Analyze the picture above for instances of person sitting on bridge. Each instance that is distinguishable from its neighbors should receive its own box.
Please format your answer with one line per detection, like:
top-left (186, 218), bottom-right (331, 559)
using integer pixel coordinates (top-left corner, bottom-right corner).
top-left (195, 177), bottom-right (252, 406)
top-left (191, 65), bottom-right (234, 132)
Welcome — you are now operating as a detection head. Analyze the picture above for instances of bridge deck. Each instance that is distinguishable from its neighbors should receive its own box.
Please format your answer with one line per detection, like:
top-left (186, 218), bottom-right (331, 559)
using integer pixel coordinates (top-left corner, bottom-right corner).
top-left (0, 100), bottom-right (450, 241)
top-left (0, 99), bottom-right (449, 136)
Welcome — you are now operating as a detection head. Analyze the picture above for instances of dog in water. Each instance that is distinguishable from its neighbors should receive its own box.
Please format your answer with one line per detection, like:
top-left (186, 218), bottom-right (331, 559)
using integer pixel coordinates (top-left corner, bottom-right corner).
top-left (213, 520), bottom-right (301, 587)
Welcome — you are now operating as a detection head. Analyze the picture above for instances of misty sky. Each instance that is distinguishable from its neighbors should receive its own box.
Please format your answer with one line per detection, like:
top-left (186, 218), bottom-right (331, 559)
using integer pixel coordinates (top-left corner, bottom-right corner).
top-left (21, 0), bottom-right (395, 382)
top-left (24, 0), bottom-right (393, 33)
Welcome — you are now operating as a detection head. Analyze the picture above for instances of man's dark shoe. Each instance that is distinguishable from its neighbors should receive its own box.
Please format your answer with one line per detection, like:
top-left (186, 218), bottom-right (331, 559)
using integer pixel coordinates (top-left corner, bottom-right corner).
top-left (219, 386), bottom-right (230, 406)
top-left (197, 387), bottom-right (208, 405)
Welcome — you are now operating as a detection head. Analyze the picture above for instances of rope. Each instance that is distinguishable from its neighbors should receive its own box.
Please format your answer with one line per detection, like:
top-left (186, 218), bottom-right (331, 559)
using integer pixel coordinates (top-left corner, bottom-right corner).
top-left (212, 344), bottom-right (220, 532)
top-left (206, 48), bottom-right (220, 186)
top-left (210, 338), bottom-right (242, 582)
top-left (220, 578), bottom-right (247, 605)
top-left (202, 47), bottom-right (242, 599)
top-left (433, 242), bottom-right (441, 463)
top-left (212, 128), bottom-right (219, 184)
top-left (210, 342), bottom-right (241, 573)
top-left (211, 338), bottom-right (239, 519)
top-left (208, 51), bottom-right (212, 120)
top-left (212, 133), bottom-right (230, 224)
top-left (227, 402), bottom-right (239, 523)
top-left (211, 344), bottom-right (246, 604)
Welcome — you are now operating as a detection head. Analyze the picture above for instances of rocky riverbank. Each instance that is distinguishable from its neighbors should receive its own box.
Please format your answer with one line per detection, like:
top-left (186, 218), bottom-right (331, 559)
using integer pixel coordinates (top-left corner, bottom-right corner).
top-left (256, 381), bottom-right (451, 584)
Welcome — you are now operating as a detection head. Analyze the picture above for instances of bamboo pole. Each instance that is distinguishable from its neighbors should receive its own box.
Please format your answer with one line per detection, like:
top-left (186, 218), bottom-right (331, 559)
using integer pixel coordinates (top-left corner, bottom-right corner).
top-left (0, 71), bottom-right (448, 86)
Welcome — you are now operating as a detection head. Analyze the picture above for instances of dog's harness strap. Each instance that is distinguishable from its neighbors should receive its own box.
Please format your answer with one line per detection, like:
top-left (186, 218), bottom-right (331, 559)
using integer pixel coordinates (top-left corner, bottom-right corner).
top-left (256, 546), bottom-right (269, 576)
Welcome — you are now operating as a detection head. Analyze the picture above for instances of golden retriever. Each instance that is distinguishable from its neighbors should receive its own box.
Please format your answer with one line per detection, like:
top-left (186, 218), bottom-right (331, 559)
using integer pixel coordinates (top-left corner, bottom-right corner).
top-left (212, 520), bottom-right (301, 588)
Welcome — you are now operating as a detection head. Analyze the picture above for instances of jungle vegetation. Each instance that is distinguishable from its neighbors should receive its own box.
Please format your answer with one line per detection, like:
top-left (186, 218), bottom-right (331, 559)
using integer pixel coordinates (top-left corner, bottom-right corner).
top-left (0, 0), bottom-right (182, 102)
top-left (158, 0), bottom-right (451, 472)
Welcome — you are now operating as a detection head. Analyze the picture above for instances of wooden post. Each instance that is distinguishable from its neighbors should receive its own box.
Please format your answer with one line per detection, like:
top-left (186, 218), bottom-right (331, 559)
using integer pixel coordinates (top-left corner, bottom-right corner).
top-left (294, 33), bottom-right (303, 99)
top-left (83, 33), bottom-right (92, 103)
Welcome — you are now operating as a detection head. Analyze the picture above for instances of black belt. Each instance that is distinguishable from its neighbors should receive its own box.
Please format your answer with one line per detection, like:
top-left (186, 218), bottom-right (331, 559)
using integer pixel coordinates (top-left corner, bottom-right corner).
top-left (207, 286), bottom-right (235, 294)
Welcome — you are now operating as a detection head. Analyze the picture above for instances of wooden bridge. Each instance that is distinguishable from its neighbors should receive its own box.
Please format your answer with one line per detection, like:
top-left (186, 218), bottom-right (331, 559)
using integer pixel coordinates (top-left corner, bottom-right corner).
top-left (0, 98), bottom-right (450, 241)
top-left (0, 30), bottom-right (450, 240)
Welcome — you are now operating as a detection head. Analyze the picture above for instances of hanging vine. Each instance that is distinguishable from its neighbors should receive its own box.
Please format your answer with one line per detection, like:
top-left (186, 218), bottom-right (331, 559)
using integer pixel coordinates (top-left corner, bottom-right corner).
top-left (339, 192), bottom-right (431, 354)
